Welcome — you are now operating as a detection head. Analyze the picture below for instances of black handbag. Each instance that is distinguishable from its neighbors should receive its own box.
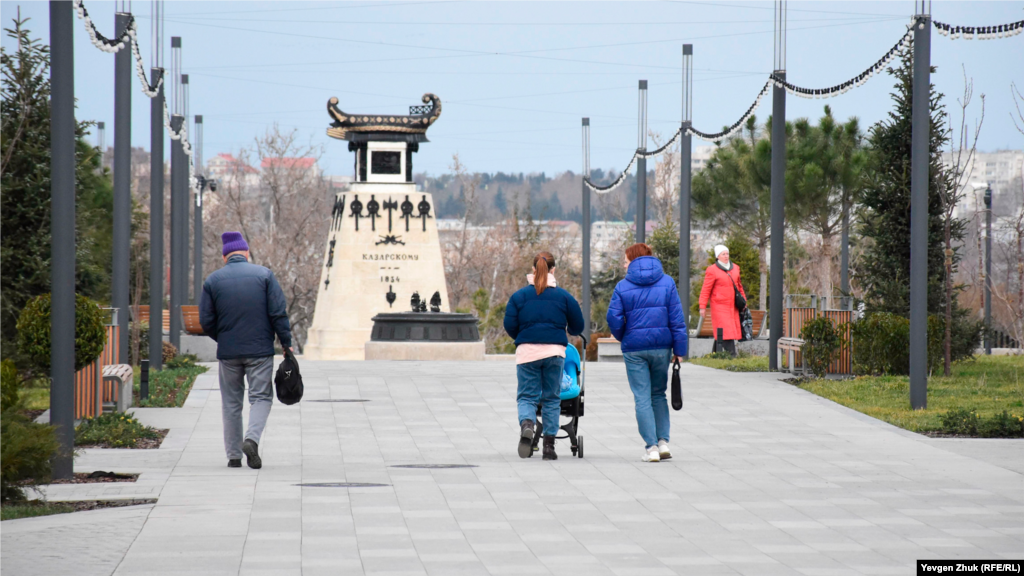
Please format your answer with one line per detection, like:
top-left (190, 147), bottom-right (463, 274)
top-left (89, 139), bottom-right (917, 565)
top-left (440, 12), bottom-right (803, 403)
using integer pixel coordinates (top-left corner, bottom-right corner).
top-left (671, 359), bottom-right (683, 411)
top-left (274, 350), bottom-right (304, 405)
top-left (718, 262), bottom-right (747, 310)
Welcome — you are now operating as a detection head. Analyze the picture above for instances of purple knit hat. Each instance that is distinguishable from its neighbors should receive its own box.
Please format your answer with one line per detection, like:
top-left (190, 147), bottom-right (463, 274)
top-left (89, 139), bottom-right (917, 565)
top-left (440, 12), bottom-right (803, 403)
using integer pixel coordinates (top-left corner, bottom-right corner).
top-left (221, 232), bottom-right (249, 256)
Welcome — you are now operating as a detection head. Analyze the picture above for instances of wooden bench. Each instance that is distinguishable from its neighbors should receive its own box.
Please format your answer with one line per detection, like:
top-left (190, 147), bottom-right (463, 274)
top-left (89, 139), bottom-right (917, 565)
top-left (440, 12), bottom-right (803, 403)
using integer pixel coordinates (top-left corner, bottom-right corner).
top-left (135, 305), bottom-right (171, 333)
top-left (102, 364), bottom-right (134, 413)
top-left (181, 305), bottom-right (205, 335)
top-left (777, 337), bottom-right (806, 375)
top-left (694, 309), bottom-right (768, 339)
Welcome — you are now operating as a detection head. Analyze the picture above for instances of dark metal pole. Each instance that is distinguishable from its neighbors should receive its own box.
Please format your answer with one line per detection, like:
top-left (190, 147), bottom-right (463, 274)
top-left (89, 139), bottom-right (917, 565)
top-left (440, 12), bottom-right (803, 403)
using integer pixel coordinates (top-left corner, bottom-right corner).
top-left (140, 359), bottom-right (149, 400)
top-left (112, 11), bottom-right (131, 365)
top-left (194, 116), bottom-right (203, 305)
top-left (840, 203), bottom-right (850, 308)
top-left (181, 75), bottom-right (192, 304)
top-left (769, 1), bottom-right (787, 371)
top-left (581, 118), bottom-right (591, 344)
top-left (149, 67), bottom-right (164, 369)
top-left (909, 8), bottom-right (931, 409)
top-left (679, 44), bottom-right (693, 341)
top-left (985, 186), bottom-right (992, 354)
top-left (169, 114), bottom-right (184, 350)
top-left (636, 80), bottom-right (648, 244)
top-left (49, 0), bottom-right (75, 480)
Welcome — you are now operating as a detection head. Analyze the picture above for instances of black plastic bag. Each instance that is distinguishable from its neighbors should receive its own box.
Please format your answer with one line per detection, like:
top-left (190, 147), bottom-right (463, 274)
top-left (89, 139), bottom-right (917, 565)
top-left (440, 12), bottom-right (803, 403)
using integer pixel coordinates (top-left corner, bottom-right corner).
top-left (739, 307), bottom-right (754, 342)
top-left (671, 359), bottom-right (683, 411)
top-left (274, 350), bottom-right (304, 405)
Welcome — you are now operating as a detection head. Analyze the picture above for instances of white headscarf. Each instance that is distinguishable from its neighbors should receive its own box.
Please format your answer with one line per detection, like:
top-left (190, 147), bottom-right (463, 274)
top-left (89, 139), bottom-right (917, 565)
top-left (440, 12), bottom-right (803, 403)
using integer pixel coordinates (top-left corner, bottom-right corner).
top-left (714, 245), bottom-right (729, 259)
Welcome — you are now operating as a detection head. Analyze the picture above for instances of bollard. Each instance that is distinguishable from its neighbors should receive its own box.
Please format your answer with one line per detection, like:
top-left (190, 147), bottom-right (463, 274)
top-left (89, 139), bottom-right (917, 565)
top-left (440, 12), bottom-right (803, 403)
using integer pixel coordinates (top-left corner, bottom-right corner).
top-left (141, 359), bottom-right (149, 401)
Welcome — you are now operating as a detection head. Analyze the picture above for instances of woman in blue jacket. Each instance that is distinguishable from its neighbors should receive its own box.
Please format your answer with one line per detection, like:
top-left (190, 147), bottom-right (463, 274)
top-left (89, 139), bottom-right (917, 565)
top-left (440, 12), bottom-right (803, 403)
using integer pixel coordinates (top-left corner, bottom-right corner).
top-left (504, 251), bottom-right (585, 461)
top-left (606, 243), bottom-right (688, 462)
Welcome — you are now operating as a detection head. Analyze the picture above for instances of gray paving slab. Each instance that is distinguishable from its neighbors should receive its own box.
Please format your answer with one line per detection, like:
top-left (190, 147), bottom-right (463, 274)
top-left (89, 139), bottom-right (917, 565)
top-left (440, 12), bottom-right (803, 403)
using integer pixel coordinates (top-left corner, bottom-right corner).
top-left (3, 360), bottom-right (1023, 576)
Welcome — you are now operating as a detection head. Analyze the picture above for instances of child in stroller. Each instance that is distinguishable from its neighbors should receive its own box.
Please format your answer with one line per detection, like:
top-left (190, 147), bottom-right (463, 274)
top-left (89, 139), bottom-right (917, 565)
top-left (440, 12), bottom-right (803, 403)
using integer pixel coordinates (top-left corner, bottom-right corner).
top-left (529, 341), bottom-right (586, 458)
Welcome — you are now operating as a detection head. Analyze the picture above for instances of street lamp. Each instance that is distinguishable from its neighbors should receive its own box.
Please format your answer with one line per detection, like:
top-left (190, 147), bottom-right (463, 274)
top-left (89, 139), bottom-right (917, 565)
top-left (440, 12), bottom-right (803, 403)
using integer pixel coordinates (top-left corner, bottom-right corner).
top-left (193, 175), bottom-right (217, 303)
top-left (984, 184), bottom-right (992, 355)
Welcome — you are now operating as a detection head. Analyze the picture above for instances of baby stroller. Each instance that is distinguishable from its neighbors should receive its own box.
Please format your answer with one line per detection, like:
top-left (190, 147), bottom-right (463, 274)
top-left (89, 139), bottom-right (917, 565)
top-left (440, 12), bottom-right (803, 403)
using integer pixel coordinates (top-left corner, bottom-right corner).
top-left (531, 339), bottom-right (586, 458)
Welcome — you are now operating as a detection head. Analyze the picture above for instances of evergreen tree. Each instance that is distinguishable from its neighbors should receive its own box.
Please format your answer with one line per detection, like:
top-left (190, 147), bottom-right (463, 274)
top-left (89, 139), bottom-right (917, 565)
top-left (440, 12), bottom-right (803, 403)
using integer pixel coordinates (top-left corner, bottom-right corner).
top-left (857, 44), bottom-right (978, 358)
top-left (1, 17), bottom-right (114, 348)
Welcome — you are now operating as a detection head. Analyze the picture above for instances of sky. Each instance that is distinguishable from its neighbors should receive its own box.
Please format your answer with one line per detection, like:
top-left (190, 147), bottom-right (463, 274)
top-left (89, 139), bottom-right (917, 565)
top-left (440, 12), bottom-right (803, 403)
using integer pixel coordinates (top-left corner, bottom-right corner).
top-left (2, 1), bottom-right (1022, 178)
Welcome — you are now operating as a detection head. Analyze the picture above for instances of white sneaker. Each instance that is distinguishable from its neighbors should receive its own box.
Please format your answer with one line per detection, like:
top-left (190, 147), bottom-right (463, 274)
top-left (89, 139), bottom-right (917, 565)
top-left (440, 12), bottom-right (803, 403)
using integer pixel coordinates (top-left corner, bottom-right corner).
top-left (642, 446), bottom-right (661, 462)
top-left (658, 440), bottom-right (672, 460)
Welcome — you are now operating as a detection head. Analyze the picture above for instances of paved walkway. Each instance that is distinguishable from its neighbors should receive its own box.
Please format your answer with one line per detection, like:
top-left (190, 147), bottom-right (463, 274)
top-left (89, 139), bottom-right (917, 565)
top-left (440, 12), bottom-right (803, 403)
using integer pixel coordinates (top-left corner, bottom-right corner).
top-left (3, 359), bottom-right (1022, 576)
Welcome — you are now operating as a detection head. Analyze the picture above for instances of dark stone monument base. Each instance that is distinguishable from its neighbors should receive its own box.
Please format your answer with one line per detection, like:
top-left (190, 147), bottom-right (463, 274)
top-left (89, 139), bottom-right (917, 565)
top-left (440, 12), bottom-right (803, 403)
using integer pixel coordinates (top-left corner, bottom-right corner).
top-left (370, 312), bottom-right (480, 342)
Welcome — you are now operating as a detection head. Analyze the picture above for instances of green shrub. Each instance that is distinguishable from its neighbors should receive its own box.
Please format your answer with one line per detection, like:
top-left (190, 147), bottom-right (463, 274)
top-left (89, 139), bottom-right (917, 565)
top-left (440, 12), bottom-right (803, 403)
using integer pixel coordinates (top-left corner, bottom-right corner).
top-left (850, 312), bottom-right (975, 376)
top-left (704, 350), bottom-right (735, 360)
top-left (800, 317), bottom-right (843, 377)
top-left (1, 360), bottom-right (21, 412)
top-left (15, 293), bottom-right (107, 375)
top-left (1, 409), bottom-right (59, 502)
top-left (979, 411), bottom-right (1024, 438)
top-left (940, 407), bottom-right (979, 436)
top-left (75, 413), bottom-right (159, 448)
top-left (164, 353), bottom-right (198, 370)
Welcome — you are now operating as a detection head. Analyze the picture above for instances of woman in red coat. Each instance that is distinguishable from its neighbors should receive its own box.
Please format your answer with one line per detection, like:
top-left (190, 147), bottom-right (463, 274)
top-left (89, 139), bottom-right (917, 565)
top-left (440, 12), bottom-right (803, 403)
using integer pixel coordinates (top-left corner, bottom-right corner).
top-left (698, 244), bottom-right (747, 356)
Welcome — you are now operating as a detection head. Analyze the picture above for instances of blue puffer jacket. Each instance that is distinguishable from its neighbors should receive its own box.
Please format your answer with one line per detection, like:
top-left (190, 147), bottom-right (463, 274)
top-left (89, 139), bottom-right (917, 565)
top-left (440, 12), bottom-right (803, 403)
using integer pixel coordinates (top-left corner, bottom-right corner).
top-left (199, 255), bottom-right (293, 360)
top-left (503, 284), bottom-right (585, 347)
top-left (606, 256), bottom-right (688, 356)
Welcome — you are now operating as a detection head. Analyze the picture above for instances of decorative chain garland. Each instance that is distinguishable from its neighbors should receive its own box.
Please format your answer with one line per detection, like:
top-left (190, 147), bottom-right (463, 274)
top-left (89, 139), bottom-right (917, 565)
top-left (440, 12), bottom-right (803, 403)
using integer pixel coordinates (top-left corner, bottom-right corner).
top-left (584, 81), bottom-right (770, 193)
top-left (933, 19), bottom-right (1024, 39)
top-left (73, 0), bottom-right (197, 193)
top-left (72, 0), bottom-right (161, 97)
top-left (687, 80), bottom-right (771, 140)
top-left (770, 27), bottom-right (912, 99)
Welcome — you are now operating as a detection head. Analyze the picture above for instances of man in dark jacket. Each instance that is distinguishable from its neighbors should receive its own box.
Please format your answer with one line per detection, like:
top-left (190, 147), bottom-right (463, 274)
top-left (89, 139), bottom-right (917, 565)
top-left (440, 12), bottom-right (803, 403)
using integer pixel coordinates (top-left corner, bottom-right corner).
top-left (200, 232), bottom-right (292, 469)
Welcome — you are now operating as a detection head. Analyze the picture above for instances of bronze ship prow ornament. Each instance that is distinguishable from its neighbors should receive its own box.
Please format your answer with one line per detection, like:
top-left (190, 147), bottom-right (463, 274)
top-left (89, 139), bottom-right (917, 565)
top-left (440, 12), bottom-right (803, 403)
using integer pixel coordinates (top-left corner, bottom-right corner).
top-left (326, 93), bottom-right (442, 141)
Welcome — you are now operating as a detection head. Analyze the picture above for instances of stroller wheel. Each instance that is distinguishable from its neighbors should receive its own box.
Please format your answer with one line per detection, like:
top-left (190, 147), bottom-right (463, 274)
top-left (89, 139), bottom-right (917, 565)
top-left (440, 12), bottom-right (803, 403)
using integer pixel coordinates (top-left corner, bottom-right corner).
top-left (577, 436), bottom-right (584, 458)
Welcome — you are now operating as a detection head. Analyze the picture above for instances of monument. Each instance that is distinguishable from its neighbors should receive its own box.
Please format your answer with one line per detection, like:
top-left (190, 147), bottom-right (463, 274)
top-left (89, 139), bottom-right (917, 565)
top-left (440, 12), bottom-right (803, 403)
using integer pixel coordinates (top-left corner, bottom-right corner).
top-left (303, 93), bottom-right (462, 360)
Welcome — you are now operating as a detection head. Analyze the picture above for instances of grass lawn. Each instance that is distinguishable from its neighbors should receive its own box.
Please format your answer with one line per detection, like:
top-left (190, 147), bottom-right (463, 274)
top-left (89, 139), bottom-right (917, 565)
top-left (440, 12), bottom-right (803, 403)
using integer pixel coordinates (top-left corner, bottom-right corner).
top-left (799, 355), bottom-right (1024, 433)
top-left (21, 385), bottom-right (49, 411)
top-left (689, 354), bottom-right (770, 372)
top-left (133, 364), bottom-right (208, 408)
top-left (1, 501), bottom-right (77, 521)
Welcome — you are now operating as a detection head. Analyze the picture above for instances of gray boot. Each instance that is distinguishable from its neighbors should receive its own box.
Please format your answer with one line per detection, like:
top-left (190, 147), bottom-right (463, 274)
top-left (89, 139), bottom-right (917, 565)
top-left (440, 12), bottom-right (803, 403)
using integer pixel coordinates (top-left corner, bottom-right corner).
top-left (518, 420), bottom-right (535, 458)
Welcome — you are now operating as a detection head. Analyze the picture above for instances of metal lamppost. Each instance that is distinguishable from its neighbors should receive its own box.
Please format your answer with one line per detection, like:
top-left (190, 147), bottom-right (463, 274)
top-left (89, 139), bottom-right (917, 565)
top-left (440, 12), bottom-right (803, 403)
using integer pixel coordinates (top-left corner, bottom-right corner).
top-left (193, 115), bottom-right (205, 304)
top-left (194, 174), bottom-right (217, 303)
top-left (97, 121), bottom-right (105, 154)
top-left (581, 118), bottom-right (591, 344)
top-left (985, 184), bottom-right (992, 355)
top-left (168, 37), bottom-right (183, 351)
top-left (909, 2), bottom-right (931, 409)
top-left (49, 0), bottom-right (76, 480)
top-left (635, 80), bottom-right (648, 244)
top-left (148, 3), bottom-right (164, 369)
top-left (768, 0), bottom-right (787, 371)
top-left (679, 44), bottom-right (693, 342)
top-left (112, 9), bottom-right (132, 365)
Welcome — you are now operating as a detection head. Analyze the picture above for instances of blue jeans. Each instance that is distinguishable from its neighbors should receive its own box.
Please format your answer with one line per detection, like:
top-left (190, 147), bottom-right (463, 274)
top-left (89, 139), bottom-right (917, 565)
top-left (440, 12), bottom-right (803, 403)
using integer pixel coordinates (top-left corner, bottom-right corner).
top-left (516, 356), bottom-right (564, 437)
top-left (623, 348), bottom-right (672, 449)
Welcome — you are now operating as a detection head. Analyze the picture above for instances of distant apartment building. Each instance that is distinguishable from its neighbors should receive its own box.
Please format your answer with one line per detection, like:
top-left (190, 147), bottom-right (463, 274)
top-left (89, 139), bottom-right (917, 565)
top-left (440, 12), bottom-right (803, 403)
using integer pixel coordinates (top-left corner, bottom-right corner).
top-left (941, 149), bottom-right (1024, 216)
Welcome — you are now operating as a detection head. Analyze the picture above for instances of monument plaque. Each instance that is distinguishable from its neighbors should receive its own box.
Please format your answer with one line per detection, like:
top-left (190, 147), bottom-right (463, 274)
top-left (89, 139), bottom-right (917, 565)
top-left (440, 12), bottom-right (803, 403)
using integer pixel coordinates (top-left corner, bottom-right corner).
top-left (303, 94), bottom-right (454, 360)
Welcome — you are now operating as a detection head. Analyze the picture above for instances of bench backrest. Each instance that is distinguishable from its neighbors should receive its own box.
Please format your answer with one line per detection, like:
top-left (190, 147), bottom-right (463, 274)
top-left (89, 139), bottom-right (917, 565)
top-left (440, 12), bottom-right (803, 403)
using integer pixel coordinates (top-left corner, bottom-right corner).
top-left (696, 309), bottom-right (767, 339)
top-left (181, 305), bottom-right (205, 335)
top-left (135, 305), bottom-right (171, 333)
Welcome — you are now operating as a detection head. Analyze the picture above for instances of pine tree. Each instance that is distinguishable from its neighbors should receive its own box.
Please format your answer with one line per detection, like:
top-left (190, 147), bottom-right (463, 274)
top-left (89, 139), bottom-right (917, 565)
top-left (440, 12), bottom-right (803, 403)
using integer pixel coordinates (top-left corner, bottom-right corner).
top-left (857, 44), bottom-right (979, 359)
top-left (1, 17), bottom-right (114, 348)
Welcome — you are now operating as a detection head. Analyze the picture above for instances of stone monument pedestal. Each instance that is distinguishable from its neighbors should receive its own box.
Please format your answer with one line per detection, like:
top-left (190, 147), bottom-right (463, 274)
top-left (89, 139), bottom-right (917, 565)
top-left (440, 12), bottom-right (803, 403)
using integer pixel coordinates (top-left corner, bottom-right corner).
top-left (364, 312), bottom-right (484, 361)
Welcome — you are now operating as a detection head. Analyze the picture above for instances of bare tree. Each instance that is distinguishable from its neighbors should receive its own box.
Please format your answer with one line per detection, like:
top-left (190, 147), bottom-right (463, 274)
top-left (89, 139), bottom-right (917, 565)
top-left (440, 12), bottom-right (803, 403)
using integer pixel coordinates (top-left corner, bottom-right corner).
top-left (938, 71), bottom-right (984, 374)
top-left (991, 82), bottom-right (1024, 347)
top-left (203, 125), bottom-right (329, 351)
top-left (649, 130), bottom-right (680, 224)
